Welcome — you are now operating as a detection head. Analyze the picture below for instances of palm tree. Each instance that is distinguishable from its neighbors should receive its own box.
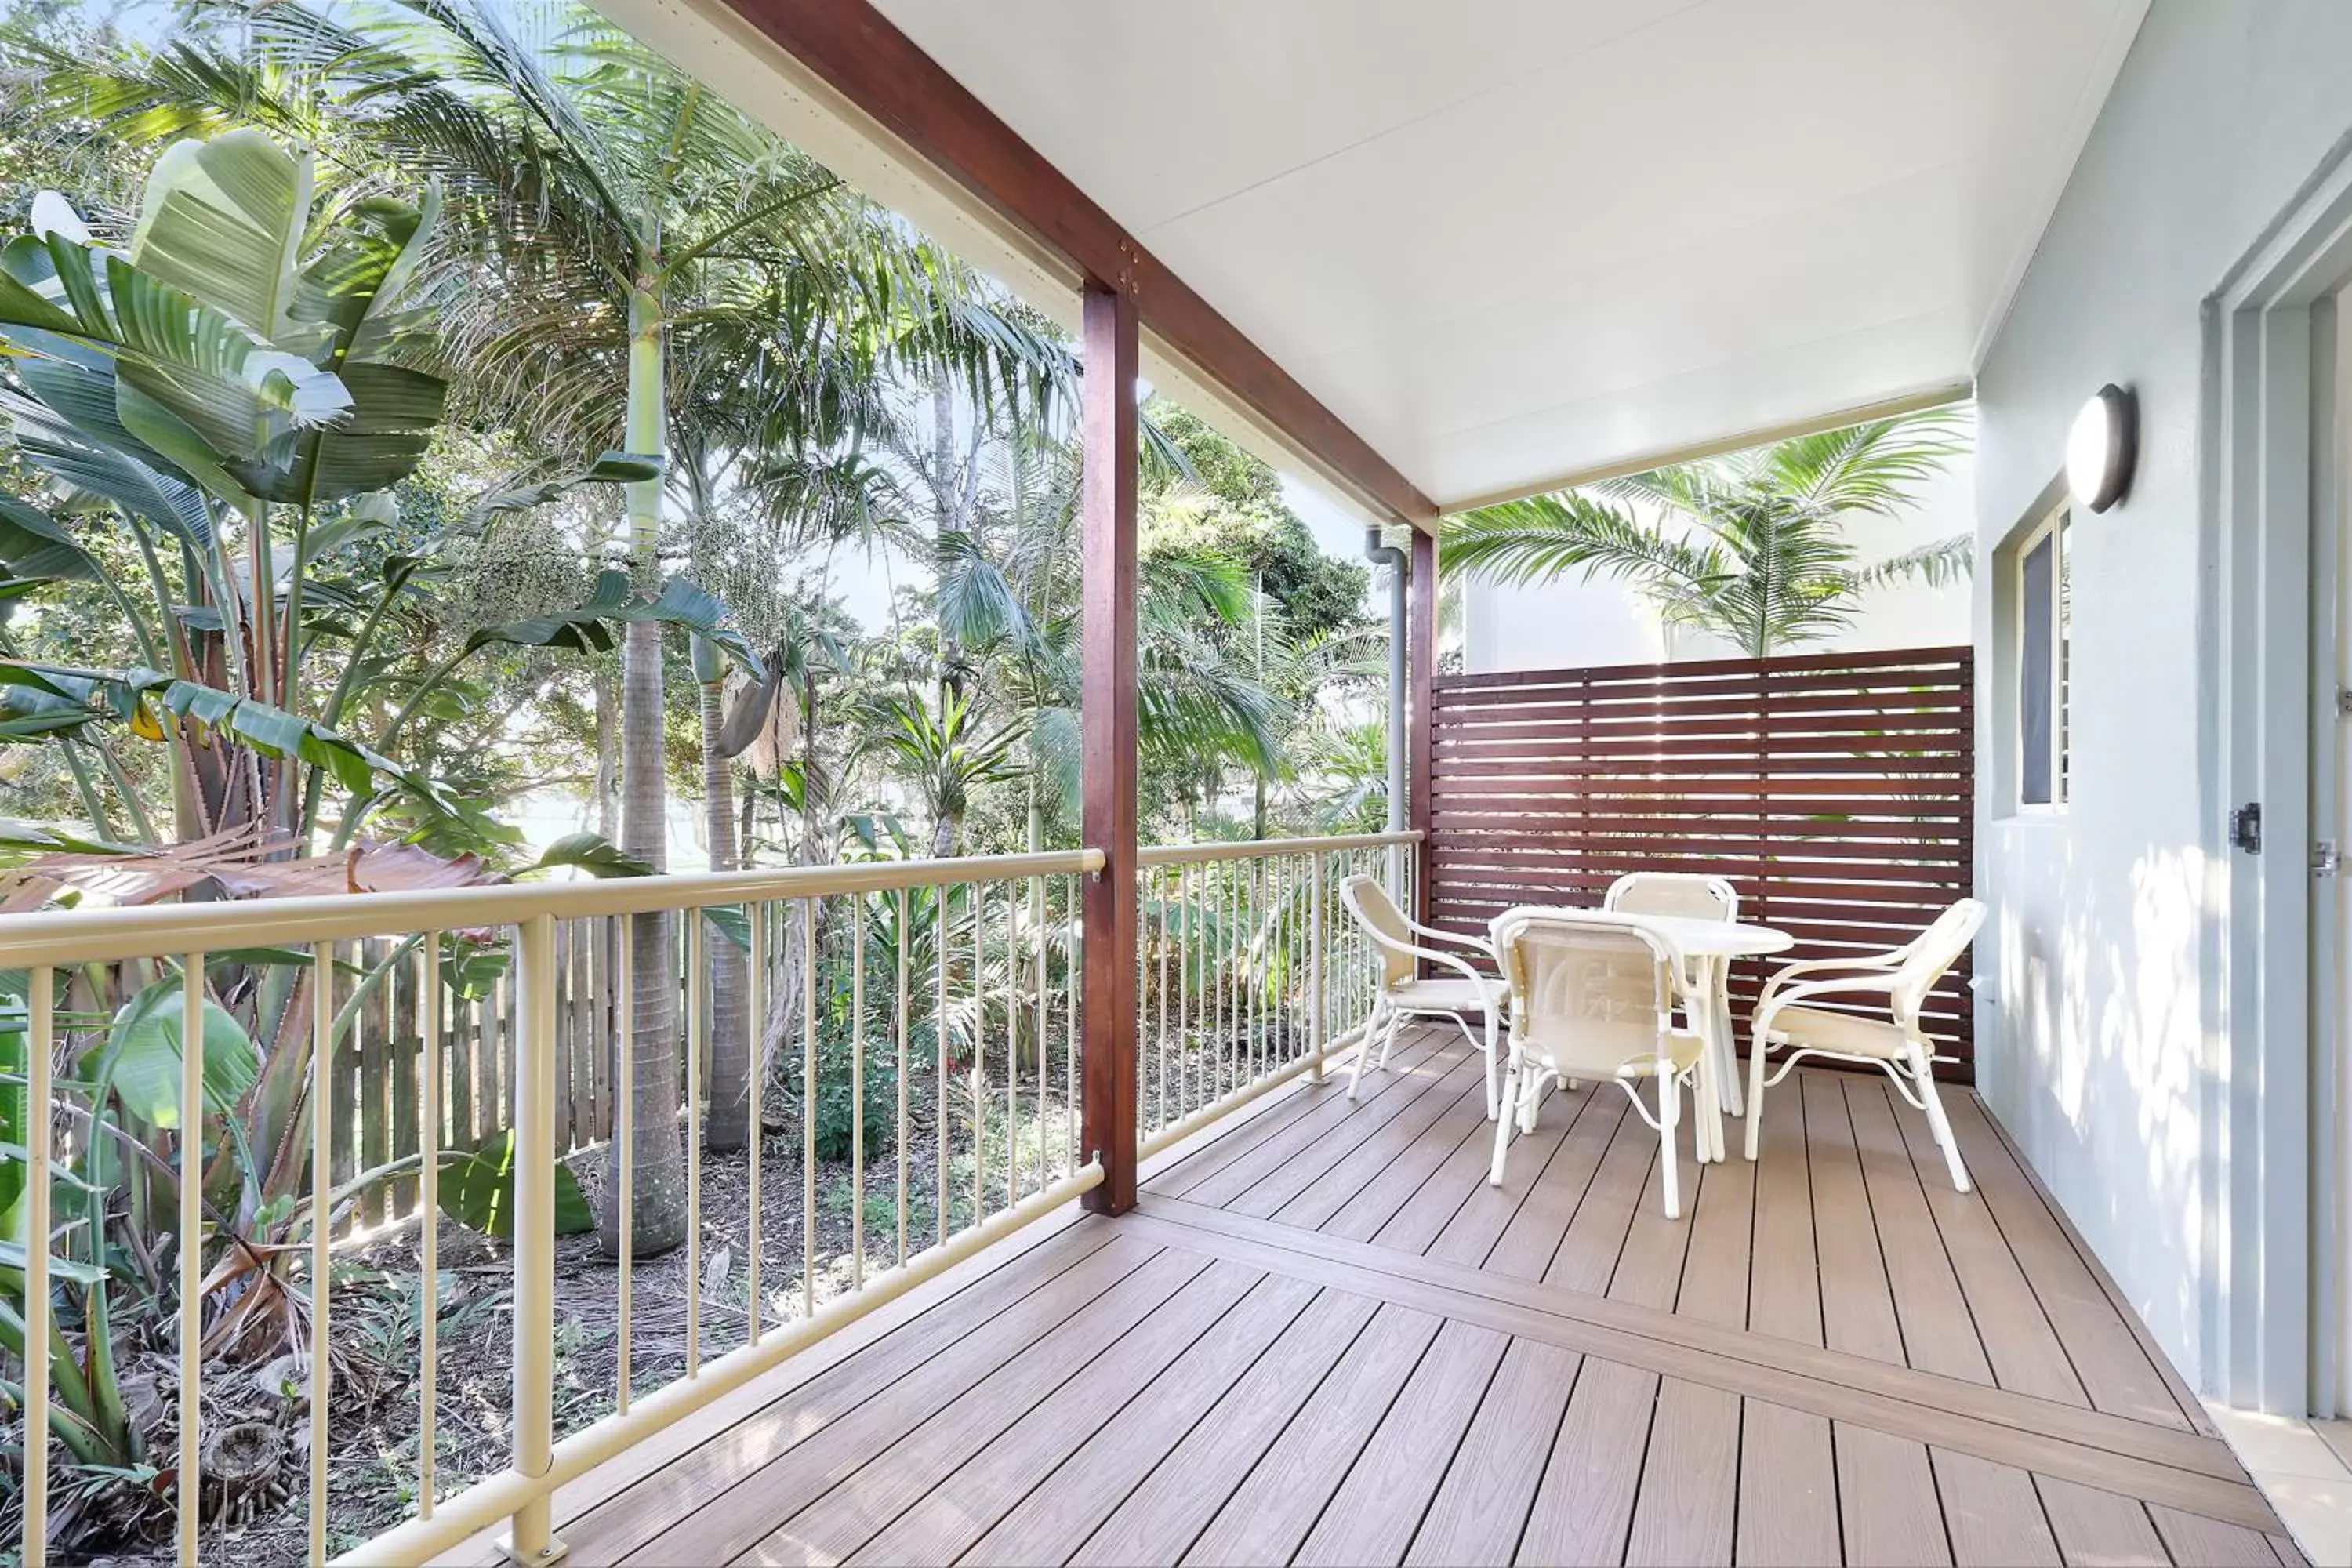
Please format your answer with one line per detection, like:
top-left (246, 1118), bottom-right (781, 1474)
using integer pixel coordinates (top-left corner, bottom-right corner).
top-left (38, 0), bottom-right (1064, 1254)
top-left (1439, 413), bottom-right (1972, 657)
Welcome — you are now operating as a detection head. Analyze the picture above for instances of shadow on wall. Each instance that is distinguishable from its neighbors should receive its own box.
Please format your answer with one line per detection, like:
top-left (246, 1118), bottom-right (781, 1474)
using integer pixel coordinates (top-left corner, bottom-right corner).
top-left (1991, 832), bottom-right (2213, 1371)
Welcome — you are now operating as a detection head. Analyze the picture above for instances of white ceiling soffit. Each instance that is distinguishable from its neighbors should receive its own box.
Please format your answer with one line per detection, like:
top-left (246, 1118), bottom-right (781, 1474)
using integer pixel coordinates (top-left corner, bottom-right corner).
top-left (858, 0), bottom-right (2146, 512)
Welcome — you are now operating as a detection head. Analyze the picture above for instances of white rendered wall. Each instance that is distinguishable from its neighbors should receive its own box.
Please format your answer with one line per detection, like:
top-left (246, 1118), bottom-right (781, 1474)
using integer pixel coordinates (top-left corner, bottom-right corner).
top-left (1459, 444), bottom-right (1977, 670)
top-left (1970, 0), bottom-right (2352, 1392)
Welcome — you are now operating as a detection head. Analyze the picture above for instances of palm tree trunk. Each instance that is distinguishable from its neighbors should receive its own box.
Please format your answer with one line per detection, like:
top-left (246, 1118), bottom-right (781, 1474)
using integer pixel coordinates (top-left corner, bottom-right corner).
top-left (604, 278), bottom-right (687, 1259)
top-left (702, 676), bottom-right (751, 1152)
top-left (593, 664), bottom-right (619, 839)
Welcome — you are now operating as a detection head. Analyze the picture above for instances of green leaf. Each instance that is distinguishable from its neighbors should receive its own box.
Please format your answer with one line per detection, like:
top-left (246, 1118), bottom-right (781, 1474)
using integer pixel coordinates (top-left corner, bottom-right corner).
top-left (0, 496), bottom-right (97, 583)
top-left (0, 1240), bottom-right (107, 1286)
top-left (437, 1132), bottom-right (593, 1239)
top-left (462, 569), bottom-right (631, 658)
top-left (96, 978), bottom-right (257, 1129)
top-left (465, 452), bottom-right (662, 528)
top-left (702, 905), bottom-right (750, 951)
top-left (523, 832), bottom-right (652, 879)
top-left (130, 129), bottom-right (312, 345)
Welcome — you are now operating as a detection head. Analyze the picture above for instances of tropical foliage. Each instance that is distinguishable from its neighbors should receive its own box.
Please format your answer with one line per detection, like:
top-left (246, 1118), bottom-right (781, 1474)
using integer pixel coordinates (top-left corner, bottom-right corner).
top-left (1439, 412), bottom-right (1972, 656)
top-left (0, 1), bottom-right (1390, 1548)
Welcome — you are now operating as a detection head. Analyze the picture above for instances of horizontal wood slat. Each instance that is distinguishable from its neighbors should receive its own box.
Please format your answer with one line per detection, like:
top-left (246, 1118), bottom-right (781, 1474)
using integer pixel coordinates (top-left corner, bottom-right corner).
top-left (1429, 645), bottom-right (1976, 1080)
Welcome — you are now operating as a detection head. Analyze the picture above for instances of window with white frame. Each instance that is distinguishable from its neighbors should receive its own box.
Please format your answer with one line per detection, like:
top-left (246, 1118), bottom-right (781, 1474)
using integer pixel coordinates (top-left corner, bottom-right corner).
top-left (2013, 499), bottom-right (2070, 809)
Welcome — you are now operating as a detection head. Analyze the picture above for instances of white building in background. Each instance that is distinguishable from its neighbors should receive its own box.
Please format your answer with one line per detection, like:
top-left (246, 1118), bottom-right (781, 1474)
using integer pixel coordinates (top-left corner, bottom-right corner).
top-left (1458, 440), bottom-right (1979, 670)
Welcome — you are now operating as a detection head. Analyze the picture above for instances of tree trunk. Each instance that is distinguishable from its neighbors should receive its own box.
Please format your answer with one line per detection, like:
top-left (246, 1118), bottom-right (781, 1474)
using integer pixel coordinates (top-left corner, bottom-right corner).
top-left (701, 676), bottom-right (751, 1153)
top-left (593, 665), bottom-right (619, 840)
top-left (603, 280), bottom-right (687, 1259)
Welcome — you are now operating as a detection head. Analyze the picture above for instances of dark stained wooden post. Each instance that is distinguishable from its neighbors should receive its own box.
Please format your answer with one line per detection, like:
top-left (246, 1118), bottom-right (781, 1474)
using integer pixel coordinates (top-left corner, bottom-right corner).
top-left (1080, 278), bottom-right (1139, 1214)
top-left (1407, 527), bottom-right (1437, 929)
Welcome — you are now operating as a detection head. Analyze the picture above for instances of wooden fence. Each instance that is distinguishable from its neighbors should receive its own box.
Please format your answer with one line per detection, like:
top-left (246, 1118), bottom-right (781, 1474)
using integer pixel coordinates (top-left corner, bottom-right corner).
top-left (1427, 645), bottom-right (1976, 1078)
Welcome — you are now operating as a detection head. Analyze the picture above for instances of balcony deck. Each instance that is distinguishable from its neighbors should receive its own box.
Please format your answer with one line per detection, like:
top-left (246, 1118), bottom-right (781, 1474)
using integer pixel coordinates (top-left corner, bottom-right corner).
top-left (452, 1024), bottom-right (2297, 1567)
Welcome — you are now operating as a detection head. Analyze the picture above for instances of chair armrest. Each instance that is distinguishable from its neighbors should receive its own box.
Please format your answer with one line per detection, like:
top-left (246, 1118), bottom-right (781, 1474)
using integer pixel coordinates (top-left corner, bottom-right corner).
top-left (1756, 952), bottom-right (1903, 1008)
top-left (1359, 927), bottom-right (1496, 991)
top-left (1751, 972), bottom-right (1900, 1036)
top-left (1402, 915), bottom-right (1497, 962)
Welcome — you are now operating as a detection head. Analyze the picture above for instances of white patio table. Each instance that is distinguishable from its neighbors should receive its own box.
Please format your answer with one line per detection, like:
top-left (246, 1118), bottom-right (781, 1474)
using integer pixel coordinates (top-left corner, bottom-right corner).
top-left (1489, 906), bottom-right (1793, 1163)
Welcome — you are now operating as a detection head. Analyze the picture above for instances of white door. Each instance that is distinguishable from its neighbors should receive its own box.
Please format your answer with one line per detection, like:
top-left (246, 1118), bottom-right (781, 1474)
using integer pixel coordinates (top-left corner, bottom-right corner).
top-left (2328, 296), bottom-right (2352, 1413)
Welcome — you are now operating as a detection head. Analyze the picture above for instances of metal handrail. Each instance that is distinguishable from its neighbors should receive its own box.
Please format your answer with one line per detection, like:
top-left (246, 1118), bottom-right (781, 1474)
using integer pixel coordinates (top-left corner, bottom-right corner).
top-left (0, 848), bottom-right (1102, 967)
top-left (1134, 829), bottom-right (1420, 867)
top-left (6, 831), bottom-right (1413, 1568)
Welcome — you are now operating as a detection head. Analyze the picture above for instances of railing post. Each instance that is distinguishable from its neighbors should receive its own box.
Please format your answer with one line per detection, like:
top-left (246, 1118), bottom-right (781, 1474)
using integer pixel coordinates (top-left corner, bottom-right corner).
top-left (1079, 276), bottom-right (1139, 1213)
top-left (1408, 529), bottom-right (1436, 935)
top-left (503, 914), bottom-right (566, 1565)
top-left (1308, 851), bottom-right (1327, 1080)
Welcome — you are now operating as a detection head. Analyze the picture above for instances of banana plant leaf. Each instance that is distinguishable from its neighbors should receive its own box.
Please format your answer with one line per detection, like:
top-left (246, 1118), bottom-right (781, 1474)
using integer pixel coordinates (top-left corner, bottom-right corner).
top-left (96, 976), bottom-right (259, 1129)
top-left (437, 1131), bottom-right (593, 1240)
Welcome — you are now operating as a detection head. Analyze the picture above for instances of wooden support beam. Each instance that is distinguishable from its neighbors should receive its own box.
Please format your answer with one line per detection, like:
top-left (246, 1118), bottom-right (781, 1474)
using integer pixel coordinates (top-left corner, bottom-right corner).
top-left (1080, 280), bottom-right (1140, 1214)
top-left (711, 0), bottom-right (1436, 527)
top-left (1408, 528), bottom-right (1437, 928)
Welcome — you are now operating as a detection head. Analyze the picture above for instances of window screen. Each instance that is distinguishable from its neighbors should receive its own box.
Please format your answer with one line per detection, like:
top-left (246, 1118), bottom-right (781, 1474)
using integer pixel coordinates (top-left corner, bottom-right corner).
top-left (2020, 530), bottom-right (2054, 806)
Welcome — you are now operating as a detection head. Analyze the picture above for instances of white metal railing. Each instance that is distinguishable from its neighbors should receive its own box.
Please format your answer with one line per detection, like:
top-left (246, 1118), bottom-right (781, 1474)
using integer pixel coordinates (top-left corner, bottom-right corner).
top-left (3, 850), bottom-right (1097, 1568)
top-left (5, 830), bottom-right (1417, 1567)
top-left (1134, 830), bottom-right (1419, 1156)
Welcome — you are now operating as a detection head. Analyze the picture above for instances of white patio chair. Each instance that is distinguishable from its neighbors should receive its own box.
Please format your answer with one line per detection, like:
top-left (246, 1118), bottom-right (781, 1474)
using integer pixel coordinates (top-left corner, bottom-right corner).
top-left (1604, 871), bottom-right (1740, 1105)
top-left (1486, 909), bottom-right (1709, 1219)
top-left (1744, 898), bottom-right (1987, 1191)
top-left (1338, 874), bottom-right (1506, 1120)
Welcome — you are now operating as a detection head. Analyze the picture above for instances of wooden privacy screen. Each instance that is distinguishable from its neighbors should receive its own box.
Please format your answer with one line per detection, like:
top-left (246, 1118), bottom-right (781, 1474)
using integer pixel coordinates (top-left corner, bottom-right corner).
top-left (1428, 645), bottom-right (1976, 1079)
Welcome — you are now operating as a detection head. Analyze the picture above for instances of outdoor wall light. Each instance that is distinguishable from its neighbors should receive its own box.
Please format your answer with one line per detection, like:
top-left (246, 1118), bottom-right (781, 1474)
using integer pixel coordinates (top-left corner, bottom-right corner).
top-left (2065, 383), bottom-right (2136, 512)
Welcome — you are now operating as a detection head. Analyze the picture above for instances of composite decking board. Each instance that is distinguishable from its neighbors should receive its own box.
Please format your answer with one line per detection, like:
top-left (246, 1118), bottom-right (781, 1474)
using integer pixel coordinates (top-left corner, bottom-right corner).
top-left (1181, 1301), bottom-right (1447, 1566)
top-left (1294, 1316), bottom-right (1512, 1566)
top-left (2034, 1476), bottom-right (2170, 1567)
top-left (959, 1272), bottom-right (1322, 1566)
top-left (1117, 1206), bottom-right (2278, 1532)
top-left (1803, 1072), bottom-right (1910, 1367)
top-left (1933, 1447), bottom-right (2063, 1567)
top-left (556, 1221), bottom-right (1120, 1566)
top-left (1367, 1072), bottom-right (1518, 1256)
top-left (841, 1258), bottom-right (1273, 1567)
top-left (1142, 1192), bottom-right (2244, 1489)
top-left (1737, 1400), bottom-right (1841, 1567)
top-left (1678, 1133), bottom-right (1756, 1330)
top-left (1625, 1377), bottom-right (1740, 1566)
top-left (1150, 1025), bottom-right (1451, 1203)
top-left (1423, 1083), bottom-right (1588, 1271)
top-left (1218, 1034), bottom-right (1474, 1220)
top-left (1484, 1088), bottom-right (1629, 1280)
top-left (617, 1235), bottom-right (1165, 1566)
top-left (1837, 1421), bottom-right (1954, 1566)
top-left (547, 1067), bottom-right (2264, 1568)
top-left (1329, 1070), bottom-right (1497, 1244)
top-left (1970, 1099), bottom-right (2222, 1443)
top-left (1404, 1338), bottom-right (1580, 1566)
top-left (1748, 1065), bottom-right (1825, 1347)
top-left (1547, 1094), bottom-right (1670, 1297)
top-left (1266, 1047), bottom-right (1494, 1231)
top-left (1517, 1356), bottom-right (1657, 1566)
top-left (1943, 1094), bottom-right (2194, 1432)
top-left (1893, 1088), bottom-right (2091, 1409)
top-left (1843, 1077), bottom-right (1997, 1387)
top-left (1068, 1287), bottom-right (1382, 1568)
top-left (732, 1246), bottom-right (1220, 1566)
top-left (2146, 1504), bottom-right (2294, 1567)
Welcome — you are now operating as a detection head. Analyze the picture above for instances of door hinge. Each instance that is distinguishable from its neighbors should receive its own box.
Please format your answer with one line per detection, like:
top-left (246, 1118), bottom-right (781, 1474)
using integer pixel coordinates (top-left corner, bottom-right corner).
top-left (2320, 840), bottom-right (2345, 877)
top-left (2232, 802), bottom-right (2263, 855)
top-left (2339, 684), bottom-right (2352, 717)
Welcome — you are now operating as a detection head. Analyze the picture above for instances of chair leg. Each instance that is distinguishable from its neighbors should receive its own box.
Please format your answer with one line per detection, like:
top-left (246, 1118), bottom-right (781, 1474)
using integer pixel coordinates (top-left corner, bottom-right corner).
top-left (1911, 1045), bottom-right (1970, 1193)
top-left (1657, 1073), bottom-right (1682, 1220)
top-left (1377, 1005), bottom-right (1402, 1069)
top-left (1489, 1056), bottom-right (1522, 1186)
top-left (1744, 1030), bottom-right (1773, 1161)
top-left (1347, 1001), bottom-right (1386, 1103)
